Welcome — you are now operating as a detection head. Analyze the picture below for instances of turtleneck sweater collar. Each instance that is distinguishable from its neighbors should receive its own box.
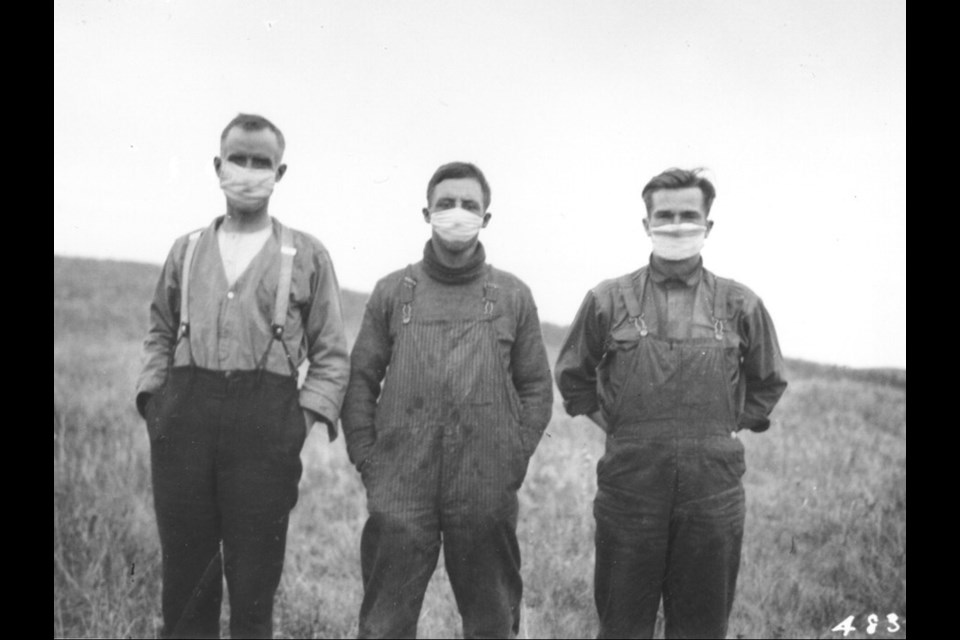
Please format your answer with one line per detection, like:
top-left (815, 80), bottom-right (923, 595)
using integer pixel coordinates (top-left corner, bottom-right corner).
top-left (422, 240), bottom-right (487, 284)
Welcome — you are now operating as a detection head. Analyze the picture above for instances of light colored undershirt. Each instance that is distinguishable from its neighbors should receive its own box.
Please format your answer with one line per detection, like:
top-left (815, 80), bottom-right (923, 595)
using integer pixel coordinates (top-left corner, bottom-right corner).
top-left (217, 225), bottom-right (272, 287)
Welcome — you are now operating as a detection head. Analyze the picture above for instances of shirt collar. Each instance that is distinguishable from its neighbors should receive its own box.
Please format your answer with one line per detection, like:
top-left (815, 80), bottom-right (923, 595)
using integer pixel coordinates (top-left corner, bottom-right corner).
top-left (648, 254), bottom-right (703, 287)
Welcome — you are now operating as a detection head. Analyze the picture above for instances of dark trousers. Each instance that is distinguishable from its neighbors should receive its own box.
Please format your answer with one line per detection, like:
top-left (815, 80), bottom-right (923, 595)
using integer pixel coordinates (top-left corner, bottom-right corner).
top-left (593, 484), bottom-right (745, 639)
top-left (148, 367), bottom-right (305, 639)
top-left (358, 508), bottom-right (522, 639)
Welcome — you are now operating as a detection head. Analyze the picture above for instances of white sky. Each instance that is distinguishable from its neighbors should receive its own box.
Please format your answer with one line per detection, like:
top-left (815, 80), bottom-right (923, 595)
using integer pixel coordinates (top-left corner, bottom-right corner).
top-left (54, 0), bottom-right (906, 369)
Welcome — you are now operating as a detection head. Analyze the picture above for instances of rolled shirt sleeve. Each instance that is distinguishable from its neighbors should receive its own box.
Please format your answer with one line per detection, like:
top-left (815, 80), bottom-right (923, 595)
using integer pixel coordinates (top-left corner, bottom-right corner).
top-left (297, 243), bottom-right (350, 435)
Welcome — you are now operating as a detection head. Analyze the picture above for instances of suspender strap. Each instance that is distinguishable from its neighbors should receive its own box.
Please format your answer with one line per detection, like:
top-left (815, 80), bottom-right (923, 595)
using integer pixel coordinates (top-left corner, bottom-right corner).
top-left (258, 224), bottom-right (300, 376)
top-left (272, 225), bottom-right (296, 337)
top-left (177, 230), bottom-right (203, 344)
top-left (712, 276), bottom-right (730, 341)
top-left (619, 275), bottom-right (643, 319)
top-left (619, 272), bottom-right (648, 336)
top-left (400, 266), bottom-right (416, 304)
top-left (483, 266), bottom-right (499, 315)
top-left (400, 265), bottom-right (417, 325)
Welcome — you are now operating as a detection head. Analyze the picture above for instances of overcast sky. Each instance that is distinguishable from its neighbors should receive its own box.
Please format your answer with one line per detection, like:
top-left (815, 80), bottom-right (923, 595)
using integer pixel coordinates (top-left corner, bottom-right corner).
top-left (54, 0), bottom-right (906, 369)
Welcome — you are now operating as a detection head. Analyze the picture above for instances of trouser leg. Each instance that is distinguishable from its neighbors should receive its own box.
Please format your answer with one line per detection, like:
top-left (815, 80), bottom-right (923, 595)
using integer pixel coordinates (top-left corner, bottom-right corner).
top-left (221, 511), bottom-right (290, 639)
top-left (219, 373), bottom-right (305, 640)
top-left (662, 484), bottom-right (745, 640)
top-left (358, 511), bottom-right (441, 639)
top-left (154, 494), bottom-right (223, 639)
top-left (151, 370), bottom-right (223, 639)
top-left (443, 501), bottom-right (522, 639)
top-left (593, 490), bottom-right (671, 640)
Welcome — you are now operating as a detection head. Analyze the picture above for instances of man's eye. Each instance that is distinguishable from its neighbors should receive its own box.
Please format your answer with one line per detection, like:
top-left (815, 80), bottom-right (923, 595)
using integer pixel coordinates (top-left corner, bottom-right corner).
top-left (252, 158), bottom-right (273, 169)
top-left (436, 201), bottom-right (455, 210)
top-left (463, 203), bottom-right (480, 212)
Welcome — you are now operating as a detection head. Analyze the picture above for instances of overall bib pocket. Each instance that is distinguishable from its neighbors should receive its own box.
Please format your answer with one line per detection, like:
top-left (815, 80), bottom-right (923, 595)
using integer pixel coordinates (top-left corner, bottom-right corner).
top-left (600, 323), bottom-right (643, 430)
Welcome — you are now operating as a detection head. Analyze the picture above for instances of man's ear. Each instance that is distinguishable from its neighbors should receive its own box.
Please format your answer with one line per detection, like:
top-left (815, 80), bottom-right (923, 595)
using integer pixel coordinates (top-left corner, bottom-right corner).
top-left (705, 219), bottom-right (714, 237)
top-left (276, 164), bottom-right (287, 183)
top-left (642, 217), bottom-right (650, 235)
top-left (213, 157), bottom-right (222, 175)
top-left (422, 207), bottom-right (431, 224)
top-left (481, 212), bottom-right (492, 228)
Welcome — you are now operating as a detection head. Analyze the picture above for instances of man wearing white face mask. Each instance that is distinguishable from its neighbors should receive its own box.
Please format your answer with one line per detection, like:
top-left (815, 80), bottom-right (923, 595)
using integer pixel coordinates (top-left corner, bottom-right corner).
top-left (136, 113), bottom-right (349, 638)
top-left (342, 161), bottom-right (553, 638)
top-left (555, 168), bottom-right (787, 639)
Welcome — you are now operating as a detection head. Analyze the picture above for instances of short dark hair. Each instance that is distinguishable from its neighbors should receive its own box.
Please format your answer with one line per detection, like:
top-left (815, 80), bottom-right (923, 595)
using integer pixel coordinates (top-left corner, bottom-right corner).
top-left (220, 113), bottom-right (286, 156)
top-left (426, 162), bottom-right (491, 210)
top-left (641, 167), bottom-right (716, 215)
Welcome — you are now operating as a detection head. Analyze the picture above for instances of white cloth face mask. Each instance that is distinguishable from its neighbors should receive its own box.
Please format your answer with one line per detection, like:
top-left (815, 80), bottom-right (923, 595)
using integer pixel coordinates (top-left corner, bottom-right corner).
top-left (430, 208), bottom-right (485, 243)
top-left (648, 223), bottom-right (708, 260)
top-left (219, 162), bottom-right (277, 208)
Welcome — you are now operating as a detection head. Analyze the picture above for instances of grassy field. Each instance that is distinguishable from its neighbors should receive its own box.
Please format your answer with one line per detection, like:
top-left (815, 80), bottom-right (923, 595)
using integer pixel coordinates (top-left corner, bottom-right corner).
top-left (53, 256), bottom-right (906, 638)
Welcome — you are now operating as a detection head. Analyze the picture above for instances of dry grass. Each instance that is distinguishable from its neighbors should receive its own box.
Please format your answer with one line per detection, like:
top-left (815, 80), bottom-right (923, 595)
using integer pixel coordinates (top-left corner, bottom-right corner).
top-left (54, 257), bottom-right (905, 638)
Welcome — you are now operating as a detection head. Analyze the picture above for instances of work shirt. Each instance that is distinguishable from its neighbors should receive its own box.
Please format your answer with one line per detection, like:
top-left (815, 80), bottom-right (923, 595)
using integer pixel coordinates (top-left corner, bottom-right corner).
top-left (555, 256), bottom-right (787, 432)
top-left (136, 216), bottom-right (350, 430)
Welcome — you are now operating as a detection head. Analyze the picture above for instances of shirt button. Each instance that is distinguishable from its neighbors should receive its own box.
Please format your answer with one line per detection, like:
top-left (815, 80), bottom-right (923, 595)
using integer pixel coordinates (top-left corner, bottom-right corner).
top-left (227, 291), bottom-right (235, 300)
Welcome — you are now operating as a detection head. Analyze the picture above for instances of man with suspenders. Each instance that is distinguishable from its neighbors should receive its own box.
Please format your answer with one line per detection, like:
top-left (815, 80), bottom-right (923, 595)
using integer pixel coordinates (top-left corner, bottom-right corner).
top-left (555, 168), bottom-right (788, 638)
top-left (136, 113), bottom-right (349, 638)
top-left (341, 162), bottom-right (554, 638)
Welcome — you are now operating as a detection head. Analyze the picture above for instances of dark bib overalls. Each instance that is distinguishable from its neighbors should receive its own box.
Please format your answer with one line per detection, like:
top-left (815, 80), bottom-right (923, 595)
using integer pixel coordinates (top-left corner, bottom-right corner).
top-left (594, 269), bottom-right (746, 639)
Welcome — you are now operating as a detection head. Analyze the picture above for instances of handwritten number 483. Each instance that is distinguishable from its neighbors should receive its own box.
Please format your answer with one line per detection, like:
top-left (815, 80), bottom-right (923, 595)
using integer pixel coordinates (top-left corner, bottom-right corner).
top-left (832, 614), bottom-right (901, 636)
